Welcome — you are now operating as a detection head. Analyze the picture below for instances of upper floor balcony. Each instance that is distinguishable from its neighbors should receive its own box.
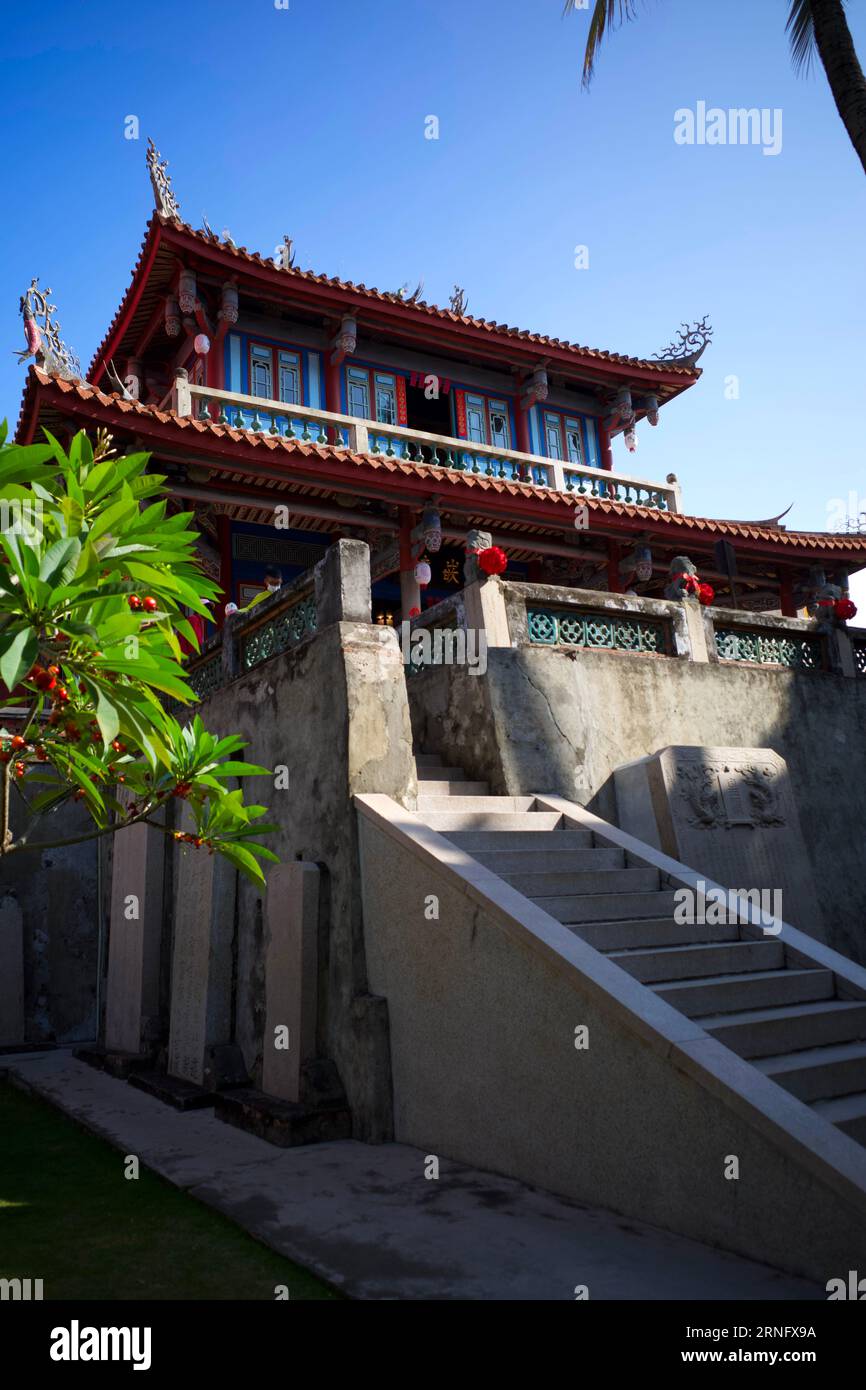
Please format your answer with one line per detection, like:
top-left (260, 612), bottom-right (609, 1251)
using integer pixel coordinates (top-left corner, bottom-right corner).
top-left (171, 372), bottom-right (682, 514)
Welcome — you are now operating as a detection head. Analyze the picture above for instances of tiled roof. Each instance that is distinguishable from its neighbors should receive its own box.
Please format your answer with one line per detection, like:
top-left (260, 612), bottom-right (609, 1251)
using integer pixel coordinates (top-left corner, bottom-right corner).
top-left (20, 368), bottom-right (866, 554)
top-left (88, 213), bottom-right (703, 383)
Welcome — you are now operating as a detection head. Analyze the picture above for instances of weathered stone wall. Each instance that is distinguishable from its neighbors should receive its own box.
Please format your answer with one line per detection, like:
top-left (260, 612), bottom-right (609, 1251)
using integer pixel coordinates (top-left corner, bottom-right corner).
top-left (408, 604), bottom-right (866, 963)
top-left (194, 618), bottom-right (414, 1133)
top-left (1, 800), bottom-right (100, 1045)
top-left (151, 543), bottom-right (416, 1134)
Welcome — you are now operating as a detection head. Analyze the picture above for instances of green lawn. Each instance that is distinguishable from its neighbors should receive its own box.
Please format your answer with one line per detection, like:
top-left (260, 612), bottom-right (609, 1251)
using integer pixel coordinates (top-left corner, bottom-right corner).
top-left (0, 1081), bottom-right (342, 1300)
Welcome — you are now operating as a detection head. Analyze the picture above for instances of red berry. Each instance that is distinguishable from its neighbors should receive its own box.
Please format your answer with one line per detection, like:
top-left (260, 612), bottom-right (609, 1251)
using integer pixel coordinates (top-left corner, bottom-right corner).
top-left (65, 723), bottom-right (80, 741)
top-left (35, 671), bottom-right (56, 692)
top-left (0, 751), bottom-right (10, 764)
top-left (56, 687), bottom-right (70, 703)
top-left (10, 735), bottom-right (26, 751)
top-left (35, 746), bottom-right (48, 762)
top-left (173, 782), bottom-right (192, 799)
top-left (143, 596), bottom-right (158, 613)
top-left (14, 762), bottom-right (25, 778)
top-left (128, 595), bottom-right (143, 611)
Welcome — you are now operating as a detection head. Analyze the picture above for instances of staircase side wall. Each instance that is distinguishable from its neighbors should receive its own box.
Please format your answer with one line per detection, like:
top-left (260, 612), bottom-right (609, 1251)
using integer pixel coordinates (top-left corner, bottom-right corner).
top-left (357, 805), bottom-right (866, 1286)
top-left (407, 646), bottom-right (866, 963)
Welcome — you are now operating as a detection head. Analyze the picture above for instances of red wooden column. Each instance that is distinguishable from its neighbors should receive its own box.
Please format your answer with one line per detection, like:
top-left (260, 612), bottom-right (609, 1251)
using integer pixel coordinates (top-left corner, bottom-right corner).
top-left (398, 507), bottom-right (420, 618)
top-left (514, 394), bottom-right (532, 456)
top-left (607, 539), bottom-right (624, 593)
top-left (779, 570), bottom-right (797, 618)
top-left (216, 513), bottom-right (232, 629)
top-left (598, 419), bottom-right (614, 472)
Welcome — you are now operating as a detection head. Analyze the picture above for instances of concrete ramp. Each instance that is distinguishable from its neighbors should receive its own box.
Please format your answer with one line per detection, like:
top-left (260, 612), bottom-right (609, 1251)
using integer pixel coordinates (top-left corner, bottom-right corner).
top-left (356, 767), bottom-right (866, 1286)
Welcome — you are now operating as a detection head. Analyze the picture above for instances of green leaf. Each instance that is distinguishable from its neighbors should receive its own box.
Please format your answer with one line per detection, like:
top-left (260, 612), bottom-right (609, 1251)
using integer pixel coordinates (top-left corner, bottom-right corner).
top-left (95, 687), bottom-right (119, 746)
top-left (0, 628), bottom-right (37, 690)
top-left (39, 537), bottom-right (82, 587)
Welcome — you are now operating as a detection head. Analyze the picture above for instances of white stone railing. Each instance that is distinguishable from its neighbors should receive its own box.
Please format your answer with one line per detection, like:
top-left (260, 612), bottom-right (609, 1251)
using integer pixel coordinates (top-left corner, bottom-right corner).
top-left (172, 373), bottom-right (681, 513)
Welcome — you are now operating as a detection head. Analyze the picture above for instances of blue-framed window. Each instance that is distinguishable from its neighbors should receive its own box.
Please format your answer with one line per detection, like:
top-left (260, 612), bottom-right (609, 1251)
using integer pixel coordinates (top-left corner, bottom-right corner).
top-left (542, 409), bottom-right (589, 466)
top-left (463, 392), bottom-right (512, 449)
top-left (249, 342), bottom-right (303, 405)
top-left (278, 350), bottom-right (301, 405)
top-left (250, 344), bottom-right (273, 399)
top-left (347, 365), bottom-right (399, 424)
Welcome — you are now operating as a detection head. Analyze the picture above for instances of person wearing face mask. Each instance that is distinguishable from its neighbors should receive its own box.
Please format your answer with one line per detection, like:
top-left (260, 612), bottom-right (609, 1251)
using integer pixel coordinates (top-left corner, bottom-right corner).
top-left (263, 566), bottom-right (283, 595)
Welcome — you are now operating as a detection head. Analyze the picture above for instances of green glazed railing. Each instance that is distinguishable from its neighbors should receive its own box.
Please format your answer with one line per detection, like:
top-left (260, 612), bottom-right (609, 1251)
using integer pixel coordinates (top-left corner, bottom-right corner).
top-left (185, 649), bottom-right (224, 703)
top-left (240, 592), bottom-right (317, 671)
top-left (527, 608), bottom-right (668, 654)
top-left (852, 637), bottom-right (866, 676)
top-left (714, 627), bottom-right (822, 670)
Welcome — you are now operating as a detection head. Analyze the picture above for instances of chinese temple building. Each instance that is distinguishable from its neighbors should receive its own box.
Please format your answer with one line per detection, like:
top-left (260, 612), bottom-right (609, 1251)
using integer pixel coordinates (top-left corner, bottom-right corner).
top-left (10, 142), bottom-right (866, 1293)
top-left (14, 140), bottom-right (866, 628)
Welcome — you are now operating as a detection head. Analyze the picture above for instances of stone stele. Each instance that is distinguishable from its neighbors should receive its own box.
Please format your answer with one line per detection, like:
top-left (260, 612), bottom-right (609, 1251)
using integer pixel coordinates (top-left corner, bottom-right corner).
top-left (614, 746), bottom-right (822, 934)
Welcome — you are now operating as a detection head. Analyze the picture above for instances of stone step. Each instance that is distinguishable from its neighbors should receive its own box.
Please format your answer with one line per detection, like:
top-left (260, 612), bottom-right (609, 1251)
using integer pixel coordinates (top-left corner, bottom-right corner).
top-left (473, 847), bottom-right (625, 874)
top-left (506, 867), bottom-right (660, 898)
top-left (415, 753), bottom-right (445, 766)
top-left (608, 939), bottom-right (783, 985)
top-left (445, 830), bottom-right (591, 852)
top-left (418, 795), bottom-right (536, 815)
top-left (427, 812), bottom-right (563, 832)
top-left (532, 889), bottom-right (681, 925)
top-left (417, 780), bottom-right (490, 797)
top-left (810, 1091), bottom-right (866, 1146)
top-left (754, 1041), bottom-right (866, 1103)
top-left (572, 917), bottom-right (742, 952)
top-left (654, 967), bottom-right (833, 1018)
top-left (414, 766), bottom-right (469, 781)
top-left (702, 1000), bottom-right (866, 1060)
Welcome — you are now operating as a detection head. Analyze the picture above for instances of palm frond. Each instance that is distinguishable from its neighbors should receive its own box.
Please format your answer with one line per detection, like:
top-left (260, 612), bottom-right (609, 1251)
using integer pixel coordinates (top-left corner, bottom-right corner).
top-left (563, 1), bottom-right (640, 89)
top-left (786, 0), bottom-right (818, 74)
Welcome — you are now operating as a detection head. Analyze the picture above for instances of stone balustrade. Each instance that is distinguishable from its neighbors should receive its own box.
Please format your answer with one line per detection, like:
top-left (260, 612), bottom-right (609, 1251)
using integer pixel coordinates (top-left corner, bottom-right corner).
top-left (173, 374), bottom-right (681, 513)
top-left (182, 539), bottom-right (371, 703)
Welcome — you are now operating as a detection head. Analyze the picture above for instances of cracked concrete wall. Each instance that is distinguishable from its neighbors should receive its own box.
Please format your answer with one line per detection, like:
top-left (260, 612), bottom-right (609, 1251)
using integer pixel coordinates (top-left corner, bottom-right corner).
top-left (408, 644), bottom-right (866, 962)
top-left (185, 615), bottom-right (416, 1137)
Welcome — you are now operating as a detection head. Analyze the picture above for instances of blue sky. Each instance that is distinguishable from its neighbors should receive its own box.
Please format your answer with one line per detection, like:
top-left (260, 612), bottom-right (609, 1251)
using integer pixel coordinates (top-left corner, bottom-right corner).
top-left (2, 0), bottom-right (865, 586)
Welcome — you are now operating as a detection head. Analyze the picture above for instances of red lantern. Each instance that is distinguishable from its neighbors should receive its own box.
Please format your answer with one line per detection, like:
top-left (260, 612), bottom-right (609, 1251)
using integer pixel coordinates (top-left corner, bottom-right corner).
top-left (477, 545), bottom-right (507, 576)
top-left (698, 582), bottom-right (715, 607)
top-left (835, 597), bottom-right (857, 621)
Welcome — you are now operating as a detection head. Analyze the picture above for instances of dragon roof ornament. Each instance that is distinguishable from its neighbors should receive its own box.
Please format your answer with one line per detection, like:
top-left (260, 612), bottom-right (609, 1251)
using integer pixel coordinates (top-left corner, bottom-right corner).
top-left (146, 137), bottom-right (181, 219)
top-left (653, 315), bottom-right (713, 368)
top-left (16, 278), bottom-right (82, 380)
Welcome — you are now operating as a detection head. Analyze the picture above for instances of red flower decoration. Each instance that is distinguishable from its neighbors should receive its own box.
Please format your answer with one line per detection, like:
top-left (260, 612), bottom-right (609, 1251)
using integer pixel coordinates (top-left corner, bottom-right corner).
top-left (835, 597), bottom-right (857, 621)
top-left (698, 582), bottom-right (715, 607)
top-left (408, 607), bottom-right (421, 618)
top-left (477, 545), bottom-right (507, 576)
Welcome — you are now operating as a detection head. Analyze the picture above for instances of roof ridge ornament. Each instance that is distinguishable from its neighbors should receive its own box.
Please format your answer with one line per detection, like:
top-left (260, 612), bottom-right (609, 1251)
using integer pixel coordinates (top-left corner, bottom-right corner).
top-left (15, 278), bottom-right (82, 380)
top-left (146, 137), bottom-right (181, 220)
top-left (395, 278), bottom-right (424, 304)
top-left (449, 285), bottom-right (469, 316)
top-left (274, 235), bottom-right (296, 270)
top-left (653, 315), bottom-right (713, 367)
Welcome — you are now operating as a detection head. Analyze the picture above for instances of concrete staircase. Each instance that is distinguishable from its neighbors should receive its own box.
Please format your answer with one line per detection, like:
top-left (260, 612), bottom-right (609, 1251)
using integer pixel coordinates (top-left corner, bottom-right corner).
top-left (415, 752), bottom-right (866, 1149)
